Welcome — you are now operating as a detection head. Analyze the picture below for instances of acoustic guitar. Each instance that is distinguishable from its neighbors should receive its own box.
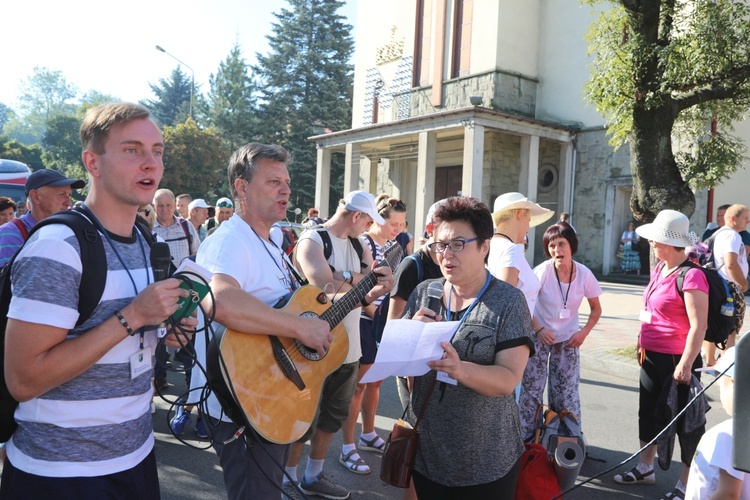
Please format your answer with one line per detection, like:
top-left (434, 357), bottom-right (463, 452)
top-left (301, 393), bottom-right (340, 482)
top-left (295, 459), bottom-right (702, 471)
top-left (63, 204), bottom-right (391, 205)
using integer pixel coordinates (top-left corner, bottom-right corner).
top-left (208, 242), bottom-right (403, 444)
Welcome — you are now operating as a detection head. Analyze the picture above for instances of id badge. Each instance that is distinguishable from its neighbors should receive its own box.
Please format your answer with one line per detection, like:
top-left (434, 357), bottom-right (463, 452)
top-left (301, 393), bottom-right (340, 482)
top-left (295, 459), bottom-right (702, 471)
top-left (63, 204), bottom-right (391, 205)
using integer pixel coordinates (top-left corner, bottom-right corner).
top-left (639, 310), bottom-right (652, 324)
top-left (130, 349), bottom-right (151, 379)
top-left (558, 308), bottom-right (571, 319)
top-left (436, 371), bottom-right (458, 386)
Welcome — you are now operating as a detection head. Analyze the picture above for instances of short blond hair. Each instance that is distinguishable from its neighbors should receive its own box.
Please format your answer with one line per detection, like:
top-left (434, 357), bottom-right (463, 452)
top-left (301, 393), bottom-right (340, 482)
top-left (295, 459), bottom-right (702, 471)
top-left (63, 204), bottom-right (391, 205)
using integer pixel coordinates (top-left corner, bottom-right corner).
top-left (80, 102), bottom-right (151, 154)
top-left (492, 208), bottom-right (528, 227)
top-left (726, 204), bottom-right (748, 221)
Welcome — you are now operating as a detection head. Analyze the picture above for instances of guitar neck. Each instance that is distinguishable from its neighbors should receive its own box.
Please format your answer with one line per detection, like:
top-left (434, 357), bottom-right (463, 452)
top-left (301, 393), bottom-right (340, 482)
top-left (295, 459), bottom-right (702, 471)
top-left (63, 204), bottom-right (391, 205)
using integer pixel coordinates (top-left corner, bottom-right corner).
top-left (321, 271), bottom-right (378, 328)
top-left (319, 243), bottom-right (402, 329)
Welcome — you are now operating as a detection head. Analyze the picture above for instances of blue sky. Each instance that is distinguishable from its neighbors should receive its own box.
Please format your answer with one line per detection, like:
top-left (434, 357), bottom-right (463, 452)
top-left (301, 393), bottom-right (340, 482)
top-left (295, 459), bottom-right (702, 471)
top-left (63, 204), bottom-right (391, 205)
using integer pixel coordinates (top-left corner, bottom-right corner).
top-left (2, 0), bottom-right (358, 110)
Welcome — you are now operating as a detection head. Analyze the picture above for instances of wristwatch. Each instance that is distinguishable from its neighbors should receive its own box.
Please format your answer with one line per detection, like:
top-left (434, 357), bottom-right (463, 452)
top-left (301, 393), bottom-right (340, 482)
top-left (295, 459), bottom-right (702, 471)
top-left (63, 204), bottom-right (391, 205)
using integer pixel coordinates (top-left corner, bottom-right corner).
top-left (342, 271), bottom-right (353, 284)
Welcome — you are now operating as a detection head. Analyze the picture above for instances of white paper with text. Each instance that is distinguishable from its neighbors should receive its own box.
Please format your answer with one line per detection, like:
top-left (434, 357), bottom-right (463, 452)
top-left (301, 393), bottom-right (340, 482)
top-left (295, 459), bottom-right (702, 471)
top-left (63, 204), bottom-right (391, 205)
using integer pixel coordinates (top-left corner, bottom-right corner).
top-left (359, 319), bottom-right (459, 383)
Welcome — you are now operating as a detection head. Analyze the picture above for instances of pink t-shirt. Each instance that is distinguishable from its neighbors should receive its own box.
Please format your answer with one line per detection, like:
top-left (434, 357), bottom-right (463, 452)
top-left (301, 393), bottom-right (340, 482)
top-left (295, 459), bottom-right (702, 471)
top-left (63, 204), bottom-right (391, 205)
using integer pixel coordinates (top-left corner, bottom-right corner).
top-left (640, 263), bottom-right (709, 354)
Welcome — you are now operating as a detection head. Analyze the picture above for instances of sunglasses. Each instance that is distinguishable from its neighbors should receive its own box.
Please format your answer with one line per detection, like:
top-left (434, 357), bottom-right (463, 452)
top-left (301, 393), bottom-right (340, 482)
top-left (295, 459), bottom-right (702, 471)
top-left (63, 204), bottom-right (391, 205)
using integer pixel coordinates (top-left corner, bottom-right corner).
top-left (217, 201), bottom-right (233, 208)
top-left (138, 207), bottom-right (152, 217)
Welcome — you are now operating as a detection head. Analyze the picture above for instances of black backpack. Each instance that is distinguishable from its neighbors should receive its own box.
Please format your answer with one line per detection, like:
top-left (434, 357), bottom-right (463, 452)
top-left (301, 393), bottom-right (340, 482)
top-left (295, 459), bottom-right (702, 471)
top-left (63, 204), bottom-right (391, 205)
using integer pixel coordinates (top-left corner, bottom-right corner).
top-left (676, 261), bottom-right (735, 349)
top-left (295, 225), bottom-right (367, 272)
top-left (0, 208), bottom-right (155, 442)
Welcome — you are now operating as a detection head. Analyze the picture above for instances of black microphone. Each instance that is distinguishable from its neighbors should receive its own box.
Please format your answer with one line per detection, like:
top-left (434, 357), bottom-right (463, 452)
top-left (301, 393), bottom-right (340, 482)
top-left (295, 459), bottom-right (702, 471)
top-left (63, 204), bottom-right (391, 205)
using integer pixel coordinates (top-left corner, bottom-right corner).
top-left (150, 242), bottom-right (172, 282)
top-left (149, 242), bottom-right (172, 337)
top-left (426, 281), bottom-right (444, 318)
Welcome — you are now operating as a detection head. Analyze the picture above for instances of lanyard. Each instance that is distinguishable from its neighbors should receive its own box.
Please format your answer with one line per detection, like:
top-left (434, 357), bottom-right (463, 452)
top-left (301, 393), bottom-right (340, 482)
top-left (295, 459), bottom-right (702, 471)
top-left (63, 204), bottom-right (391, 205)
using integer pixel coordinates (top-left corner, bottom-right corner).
top-left (494, 232), bottom-right (514, 243)
top-left (81, 203), bottom-right (149, 347)
top-left (553, 262), bottom-right (574, 309)
top-left (82, 203), bottom-right (150, 295)
top-left (251, 226), bottom-right (297, 292)
top-left (643, 261), bottom-right (683, 310)
top-left (445, 271), bottom-right (492, 340)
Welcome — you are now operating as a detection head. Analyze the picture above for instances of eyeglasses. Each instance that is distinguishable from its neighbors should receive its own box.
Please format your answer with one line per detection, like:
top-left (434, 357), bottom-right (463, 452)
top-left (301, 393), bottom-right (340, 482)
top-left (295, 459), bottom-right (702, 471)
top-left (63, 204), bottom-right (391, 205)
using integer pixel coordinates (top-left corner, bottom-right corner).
top-left (138, 207), bottom-right (152, 216)
top-left (217, 201), bottom-right (233, 208)
top-left (428, 237), bottom-right (478, 253)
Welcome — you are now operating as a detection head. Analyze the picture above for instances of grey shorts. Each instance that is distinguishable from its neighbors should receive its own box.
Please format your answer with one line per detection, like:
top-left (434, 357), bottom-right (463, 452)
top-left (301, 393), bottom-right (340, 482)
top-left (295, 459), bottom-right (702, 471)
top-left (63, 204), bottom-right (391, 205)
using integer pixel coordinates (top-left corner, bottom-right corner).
top-left (299, 361), bottom-right (359, 441)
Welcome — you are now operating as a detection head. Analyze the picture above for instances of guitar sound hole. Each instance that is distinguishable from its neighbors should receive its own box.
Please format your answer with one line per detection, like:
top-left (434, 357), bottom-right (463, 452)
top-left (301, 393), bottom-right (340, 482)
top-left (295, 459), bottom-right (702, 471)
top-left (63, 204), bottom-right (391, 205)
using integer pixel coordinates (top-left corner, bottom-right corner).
top-left (297, 311), bottom-right (325, 361)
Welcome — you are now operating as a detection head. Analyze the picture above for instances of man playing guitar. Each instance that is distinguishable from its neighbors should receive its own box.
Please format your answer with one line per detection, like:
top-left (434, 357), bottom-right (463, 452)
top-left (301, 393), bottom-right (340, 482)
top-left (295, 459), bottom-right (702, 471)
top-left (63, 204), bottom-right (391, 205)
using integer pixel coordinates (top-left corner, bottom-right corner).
top-left (196, 143), bottom-right (332, 499)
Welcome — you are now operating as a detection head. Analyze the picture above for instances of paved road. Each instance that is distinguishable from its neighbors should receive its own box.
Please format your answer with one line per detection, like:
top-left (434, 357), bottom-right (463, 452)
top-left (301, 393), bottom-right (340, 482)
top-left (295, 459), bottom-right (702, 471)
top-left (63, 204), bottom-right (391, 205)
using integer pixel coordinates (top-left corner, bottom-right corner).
top-left (2, 280), bottom-right (735, 499)
top-left (154, 280), bottom-right (735, 499)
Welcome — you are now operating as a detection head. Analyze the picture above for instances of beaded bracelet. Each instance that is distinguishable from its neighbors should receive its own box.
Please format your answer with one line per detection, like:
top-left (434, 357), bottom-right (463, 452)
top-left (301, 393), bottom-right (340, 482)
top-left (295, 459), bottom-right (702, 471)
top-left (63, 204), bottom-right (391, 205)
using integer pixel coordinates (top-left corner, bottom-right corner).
top-left (114, 310), bottom-right (135, 336)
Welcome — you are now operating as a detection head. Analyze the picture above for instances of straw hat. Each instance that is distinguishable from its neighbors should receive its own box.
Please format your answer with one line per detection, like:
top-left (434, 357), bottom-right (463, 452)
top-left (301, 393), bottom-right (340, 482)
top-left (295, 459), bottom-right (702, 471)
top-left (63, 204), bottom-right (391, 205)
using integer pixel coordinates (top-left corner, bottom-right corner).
top-left (635, 210), bottom-right (698, 247)
top-left (492, 192), bottom-right (554, 227)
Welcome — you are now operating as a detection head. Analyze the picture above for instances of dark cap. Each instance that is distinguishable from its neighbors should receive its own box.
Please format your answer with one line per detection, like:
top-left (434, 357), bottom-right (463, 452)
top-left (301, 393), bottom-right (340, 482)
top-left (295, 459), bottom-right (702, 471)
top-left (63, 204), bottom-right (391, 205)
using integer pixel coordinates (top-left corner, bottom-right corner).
top-left (26, 170), bottom-right (86, 196)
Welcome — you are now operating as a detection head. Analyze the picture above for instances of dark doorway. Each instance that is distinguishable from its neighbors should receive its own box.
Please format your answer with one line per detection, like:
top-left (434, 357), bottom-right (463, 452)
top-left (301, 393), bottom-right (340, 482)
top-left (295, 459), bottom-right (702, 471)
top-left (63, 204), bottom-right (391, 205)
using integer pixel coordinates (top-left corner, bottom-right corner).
top-left (435, 166), bottom-right (463, 200)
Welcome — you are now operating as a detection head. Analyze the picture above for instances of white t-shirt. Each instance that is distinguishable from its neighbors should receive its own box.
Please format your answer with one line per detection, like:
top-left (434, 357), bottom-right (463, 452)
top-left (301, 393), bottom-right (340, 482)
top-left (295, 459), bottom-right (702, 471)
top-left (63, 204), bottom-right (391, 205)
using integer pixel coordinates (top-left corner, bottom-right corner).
top-left (488, 236), bottom-right (540, 316)
top-left (686, 418), bottom-right (750, 499)
top-left (713, 227), bottom-right (749, 284)
top-left (298, 228), bottom-right (363, 364)
top-left (192, 214), bottom-right (299, 422)
top-left (533, 259), bottom-right (602, 343)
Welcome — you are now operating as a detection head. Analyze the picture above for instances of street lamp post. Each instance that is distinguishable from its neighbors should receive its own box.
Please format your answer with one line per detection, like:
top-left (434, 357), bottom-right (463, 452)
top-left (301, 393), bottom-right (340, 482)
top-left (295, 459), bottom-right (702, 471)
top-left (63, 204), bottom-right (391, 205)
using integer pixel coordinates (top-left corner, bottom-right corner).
top-left (155, 45), bottom-right (194, 119)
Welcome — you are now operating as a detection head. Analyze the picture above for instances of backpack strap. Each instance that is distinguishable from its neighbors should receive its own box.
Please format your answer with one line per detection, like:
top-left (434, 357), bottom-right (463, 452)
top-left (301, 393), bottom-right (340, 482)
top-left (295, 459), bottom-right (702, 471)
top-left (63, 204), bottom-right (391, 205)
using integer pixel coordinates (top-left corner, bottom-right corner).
top-left (27, 209), bottom-right (107, 327)
top-left (349, 237), bottom-right (367, 270)
top-left (408, 254), bottom-right (423, 282)
top-left (10, 219), bottom-right (28, 242)
top-left (363, 234), bottom-right (377, 260)
top-left (675, 260), bottom-right (698, 299)
top-left (178, 218), bottom-right (193, 250)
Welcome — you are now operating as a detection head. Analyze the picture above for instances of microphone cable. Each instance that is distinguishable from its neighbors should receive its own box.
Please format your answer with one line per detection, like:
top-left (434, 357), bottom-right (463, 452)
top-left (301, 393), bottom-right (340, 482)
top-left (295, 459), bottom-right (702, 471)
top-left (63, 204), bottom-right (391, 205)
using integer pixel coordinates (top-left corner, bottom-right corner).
top-left (552, 360), bottom-right (734, 499)
top-left (153, 270), bottom-right (218, 451)
top-left (160, 268), bottom-right (315, 498)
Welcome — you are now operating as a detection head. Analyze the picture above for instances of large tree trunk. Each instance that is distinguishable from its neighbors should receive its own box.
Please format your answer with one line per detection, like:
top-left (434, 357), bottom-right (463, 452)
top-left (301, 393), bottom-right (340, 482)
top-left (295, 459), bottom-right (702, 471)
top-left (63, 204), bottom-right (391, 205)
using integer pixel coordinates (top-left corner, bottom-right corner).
top-left (629, 105), bottom-right (695, 223)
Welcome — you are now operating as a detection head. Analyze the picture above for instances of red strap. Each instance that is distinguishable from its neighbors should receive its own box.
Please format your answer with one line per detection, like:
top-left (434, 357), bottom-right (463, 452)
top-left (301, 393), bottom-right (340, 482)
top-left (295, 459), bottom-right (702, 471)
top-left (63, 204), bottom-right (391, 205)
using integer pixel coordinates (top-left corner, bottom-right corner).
top-left (11, 218), bottom-right (29, 241)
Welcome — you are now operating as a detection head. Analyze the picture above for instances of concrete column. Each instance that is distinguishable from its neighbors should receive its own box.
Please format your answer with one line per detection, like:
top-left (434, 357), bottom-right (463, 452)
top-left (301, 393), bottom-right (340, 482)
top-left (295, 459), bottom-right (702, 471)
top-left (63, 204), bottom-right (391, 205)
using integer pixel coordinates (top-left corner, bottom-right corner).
top-left (367, 157), bottom-right (379, 194)
top-left (461, 123), bottom-right (485, 199)
top-left (315, 147), bottom-right (331, 218)
top-left (415, 131), bottom-right (437, 239)
top-left (343, 142), bottom-right (361, 195)
top-left (559, 141), bottom-right (573, 215)
top-left (520, 135), bottom-right (540, 262)
top-left (431, 0), bottom-right (448, 107)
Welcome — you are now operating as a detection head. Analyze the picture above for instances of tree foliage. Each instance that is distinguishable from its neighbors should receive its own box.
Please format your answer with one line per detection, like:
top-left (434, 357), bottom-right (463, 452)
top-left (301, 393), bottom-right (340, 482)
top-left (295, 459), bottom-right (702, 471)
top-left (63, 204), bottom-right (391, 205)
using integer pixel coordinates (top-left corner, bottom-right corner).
top-left (207, 43), bottom-right (258, 151)
top-left (161, 119), bottom-right (229, 200)
top-left (141, 67), bottom-right (194, 127)
top-left (42, 114), bottom-right (86, 184)
top-left (0, 138), bottom-right (45, 170)
top-left (252, 0), bottom-right (354, 211)
top-left (0, 103), bottom-right (14, 131)
top-left (584, 0), bottom-right (750, 220)
top-left (6, 67), bottom-right (79, 145)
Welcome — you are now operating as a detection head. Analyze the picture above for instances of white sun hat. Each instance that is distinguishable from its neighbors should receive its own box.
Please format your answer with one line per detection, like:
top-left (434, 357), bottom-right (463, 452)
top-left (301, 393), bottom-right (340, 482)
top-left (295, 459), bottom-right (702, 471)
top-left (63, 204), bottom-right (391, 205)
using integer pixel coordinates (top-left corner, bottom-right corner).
top-left (635, 209), bottom-right (698, 247)
top-left (492, 192), bottom-right (555, 227)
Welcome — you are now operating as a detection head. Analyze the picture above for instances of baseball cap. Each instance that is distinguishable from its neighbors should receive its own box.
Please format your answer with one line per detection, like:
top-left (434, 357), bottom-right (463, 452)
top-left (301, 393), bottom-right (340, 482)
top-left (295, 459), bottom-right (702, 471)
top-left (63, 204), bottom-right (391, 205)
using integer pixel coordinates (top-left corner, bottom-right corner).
top-left (188, 198), bottom-right (209, 210)
top-left (25, 169), bottom-right (85, 196)
top-left (216, 197), bottom-right (233, 208)
top-left (697, 346), bottom-right (736, 379)
top-left (342, 190), bottom-right (385, 225)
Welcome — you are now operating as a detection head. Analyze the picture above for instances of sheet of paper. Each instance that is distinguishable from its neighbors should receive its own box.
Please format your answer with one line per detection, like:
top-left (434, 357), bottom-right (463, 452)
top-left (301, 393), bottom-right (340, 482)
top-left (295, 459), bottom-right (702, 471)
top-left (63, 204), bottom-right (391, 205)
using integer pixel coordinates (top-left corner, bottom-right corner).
top-left (360, 319), bottom-right (459, 383)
